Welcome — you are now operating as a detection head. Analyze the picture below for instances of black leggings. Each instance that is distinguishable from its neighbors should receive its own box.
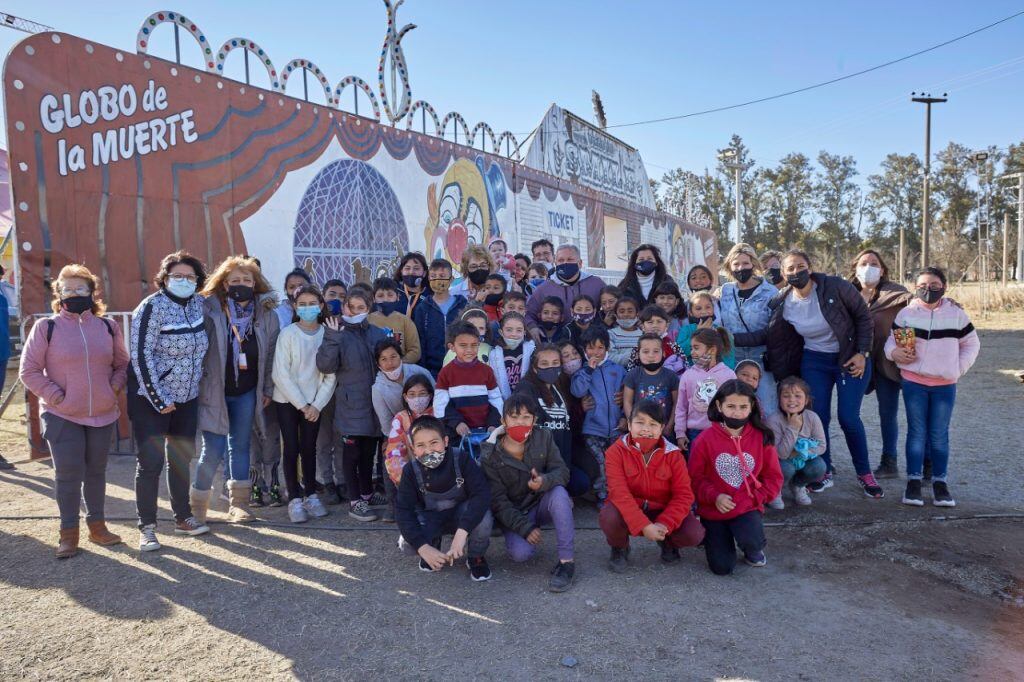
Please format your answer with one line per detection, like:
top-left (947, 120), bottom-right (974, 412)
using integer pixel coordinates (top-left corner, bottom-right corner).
top-left (342, 435), bottom-right (378, 501)
top-left (276, 402), bottom-right (321, 500)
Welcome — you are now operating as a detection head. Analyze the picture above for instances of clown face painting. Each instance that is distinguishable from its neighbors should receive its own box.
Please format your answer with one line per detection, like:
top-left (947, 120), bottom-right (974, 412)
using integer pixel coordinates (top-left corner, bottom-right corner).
top-left (425, 156), bottom-right (507, 265)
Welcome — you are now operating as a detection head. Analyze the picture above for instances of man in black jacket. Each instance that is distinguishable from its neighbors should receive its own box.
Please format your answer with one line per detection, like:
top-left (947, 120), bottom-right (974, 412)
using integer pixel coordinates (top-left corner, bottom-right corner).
top-left (396, 416), bottom-right (493, 581)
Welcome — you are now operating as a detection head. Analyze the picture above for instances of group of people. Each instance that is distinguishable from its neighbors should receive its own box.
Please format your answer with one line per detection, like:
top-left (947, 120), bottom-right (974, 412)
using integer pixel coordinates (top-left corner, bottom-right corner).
top-left (17, 236), bottom-right (980, 591)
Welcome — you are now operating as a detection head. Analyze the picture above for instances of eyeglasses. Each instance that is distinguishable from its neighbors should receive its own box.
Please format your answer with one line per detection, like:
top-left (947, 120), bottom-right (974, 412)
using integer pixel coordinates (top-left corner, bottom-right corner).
top-left (168, 273), bottom-right (198, 283)
top-left (60, 286), bottom-right (90, 297)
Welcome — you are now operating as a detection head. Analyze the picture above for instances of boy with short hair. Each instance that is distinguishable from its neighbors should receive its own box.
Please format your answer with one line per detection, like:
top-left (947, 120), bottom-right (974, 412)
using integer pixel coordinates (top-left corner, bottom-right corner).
top-left (413, 260), bottom-right (467, 377)
top-left (396, 415), bottom-right (493, 580)
top-left (481, 274), bottom-right (507, 322)
top-left (570, 326), bottom-right (627, 503)
top-left (537, 296), bottom-right (569, 345)
top-left (370, 277), bottom-right (421, 363)
top-left (434, 321), bottom-right (503, 441)
top-left (491, 291), bottom-right (527, 338)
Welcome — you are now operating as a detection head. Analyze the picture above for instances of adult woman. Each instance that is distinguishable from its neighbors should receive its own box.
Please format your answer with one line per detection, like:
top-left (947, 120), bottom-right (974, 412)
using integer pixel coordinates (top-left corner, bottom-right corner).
top-left (766, 249), bottom-right (881, 497)
top-left (717, 243), bottom-right (779, 414)
top-left (130, 250), bottom-right (211, 551)
top-left (449, 244), bottom-right (495, 302)
top-left (760, 250), bottom-right (785, 288)
top-left (849, 249), bottom-right (912, 479)
top-left (513, 344), bottom-right (590, 496)
top-left (20, 265), bottom-right (129, 558)
top-left (617, 244), bottom-right (671, 307)
top-left (393, 252), bottom-right (429, 316)
top-left (192, 256), bottom-right (279, 525)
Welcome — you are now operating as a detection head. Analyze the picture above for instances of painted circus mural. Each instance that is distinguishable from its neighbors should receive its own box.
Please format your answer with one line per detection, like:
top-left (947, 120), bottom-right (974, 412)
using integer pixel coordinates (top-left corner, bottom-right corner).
top-left (2, 4), bottom-right (716, 318)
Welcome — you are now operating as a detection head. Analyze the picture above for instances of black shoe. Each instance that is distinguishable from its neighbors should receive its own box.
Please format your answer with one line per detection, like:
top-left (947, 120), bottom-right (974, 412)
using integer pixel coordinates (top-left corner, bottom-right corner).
top-left (268, 483), bottom-right (284, 507)
top-left (659, 541), bottom-right (681, 564)
top-left (0, 454), bottom-right (13, 470)
top-left (382, 504), bottom-right (396, 523)
top-left (922, 460), bottom-right (933, 481)
top-left (549, 561), bottom-right (576, 592)
top-left (466, 556), bottom-right (492, 582)
top-left (249, 486), bottom-right (266, 507)
top-left (418, 557), bottom-right (433, 572)
top-left (608, 547), bottom-right (629, 573)
top-left (932, 481), bottom-right (956, 507)
top-left (321, 482), bottom-right (342, 506)
top-left (902, 479), bottom-right (924, 506)
top-left (873, 456), bottom-right (899, 479)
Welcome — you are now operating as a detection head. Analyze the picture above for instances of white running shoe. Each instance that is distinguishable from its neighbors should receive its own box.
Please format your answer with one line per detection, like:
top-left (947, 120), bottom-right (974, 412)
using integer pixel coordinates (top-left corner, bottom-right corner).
top-left (303, 494), bottom-right (329, 518)
top-left (767, 494), bottom-right (785, 510)
top-left (288, 497), bottom-right (309, 523)
top-left (792, 484), bottom-right (813, 506)
top-left (139, 524), bottom-right (161, 552)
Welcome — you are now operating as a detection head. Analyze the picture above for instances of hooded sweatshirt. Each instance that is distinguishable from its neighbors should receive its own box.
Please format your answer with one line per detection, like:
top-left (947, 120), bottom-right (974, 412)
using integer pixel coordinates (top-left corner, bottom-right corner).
top-left (525, 271), bottom-right (606, 331)
top-left (570, 359), bottom-right (626, 438)
top-left (674, 361), bottom-right (737, 434)
top-left (604, 434), bottom-right (694, 535)
top-left (687, 422), bottom-right (783, 521)
top-left (884, 297), bottom-right (980, 386)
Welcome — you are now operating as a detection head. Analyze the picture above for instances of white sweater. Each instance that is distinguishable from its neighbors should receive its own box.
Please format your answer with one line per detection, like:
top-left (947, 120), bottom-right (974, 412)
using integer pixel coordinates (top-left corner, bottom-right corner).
top-left (272, 324), bottom-right (336, 410)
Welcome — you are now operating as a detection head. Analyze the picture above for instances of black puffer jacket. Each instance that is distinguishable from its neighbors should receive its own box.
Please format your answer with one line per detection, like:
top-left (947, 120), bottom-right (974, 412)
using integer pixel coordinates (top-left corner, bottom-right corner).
top-left (766, 272), bottom-right (873, 382)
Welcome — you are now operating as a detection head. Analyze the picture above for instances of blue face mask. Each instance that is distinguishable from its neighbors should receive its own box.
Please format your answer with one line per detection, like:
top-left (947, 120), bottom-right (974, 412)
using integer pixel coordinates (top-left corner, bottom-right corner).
top-left (326, 299), bottom-right (343, 315)
top-left (376, 300), bottom-right (403, 316)
top-left (555, 262), bottom-right (580, 282)
top-left (166, 278), bottom-right (196, 299)
top-left (530, 278), bottom-right (546, 288)
top-left (296, 305), bottom-right (321, 322)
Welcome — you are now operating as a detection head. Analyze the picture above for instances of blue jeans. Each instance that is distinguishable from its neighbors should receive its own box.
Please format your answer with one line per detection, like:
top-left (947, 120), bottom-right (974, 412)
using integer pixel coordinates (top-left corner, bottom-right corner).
top-left (800, 350), bottom-right (871, 476)
top-left (780, 455), bottom-right (827, 487)
top-left (902, 380), bottom-right (956, 481)
top-left (195, 389), bottom-right (257, 489)
top-left (733, 345), bottom-right (777, 417)
top-left (874, 372), bottom-right (902, 460)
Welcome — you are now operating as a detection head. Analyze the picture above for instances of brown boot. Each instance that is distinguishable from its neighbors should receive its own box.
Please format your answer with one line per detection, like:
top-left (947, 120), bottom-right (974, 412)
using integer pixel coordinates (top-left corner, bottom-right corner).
top-left (56, 527), bottom-right (79, 559)
top-left (87, 521), bottom-right (122, 546)
top-left (189, 486), bottom-right (212, 524)
top-left (227, 480), bottom-right (255, 523)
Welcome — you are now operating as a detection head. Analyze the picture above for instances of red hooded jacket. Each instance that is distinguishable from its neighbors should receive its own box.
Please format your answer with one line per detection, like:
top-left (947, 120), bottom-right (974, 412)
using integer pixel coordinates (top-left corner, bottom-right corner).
top-left (604, 434), bottom-right (694, 535)
top-left (687, 422), bottom-right (783, 522)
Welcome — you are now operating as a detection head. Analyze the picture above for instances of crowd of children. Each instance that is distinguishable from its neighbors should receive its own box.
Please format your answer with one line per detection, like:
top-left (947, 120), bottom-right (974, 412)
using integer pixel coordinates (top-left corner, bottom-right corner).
top-left (21, 240), bottom-right (980, 590)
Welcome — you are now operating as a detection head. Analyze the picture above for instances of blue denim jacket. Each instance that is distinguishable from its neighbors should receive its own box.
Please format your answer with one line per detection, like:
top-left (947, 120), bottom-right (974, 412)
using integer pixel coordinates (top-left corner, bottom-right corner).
top-left (718, 278), bottom-right (778, 349)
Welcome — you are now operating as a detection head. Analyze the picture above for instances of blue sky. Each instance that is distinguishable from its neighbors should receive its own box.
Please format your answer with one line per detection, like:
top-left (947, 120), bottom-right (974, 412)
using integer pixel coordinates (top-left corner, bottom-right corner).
top-left (2, 0), bottom-right (1023, 184)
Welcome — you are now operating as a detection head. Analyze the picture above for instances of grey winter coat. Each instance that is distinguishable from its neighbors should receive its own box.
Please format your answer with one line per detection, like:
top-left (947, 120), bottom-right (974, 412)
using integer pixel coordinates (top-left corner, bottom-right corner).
top-left (198, 294), bottom-right (279, 436)
top-left (316, 320), bottom-right (388, 437)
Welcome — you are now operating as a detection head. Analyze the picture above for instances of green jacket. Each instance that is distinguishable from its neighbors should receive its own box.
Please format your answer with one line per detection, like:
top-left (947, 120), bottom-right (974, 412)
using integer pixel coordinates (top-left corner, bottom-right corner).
top-left (479, 427), bottom-right (569, 537)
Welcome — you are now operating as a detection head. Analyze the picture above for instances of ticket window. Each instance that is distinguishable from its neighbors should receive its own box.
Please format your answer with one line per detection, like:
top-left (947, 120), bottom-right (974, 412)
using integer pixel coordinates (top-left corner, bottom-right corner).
top-left (603, 216), bottom-right (628, 271)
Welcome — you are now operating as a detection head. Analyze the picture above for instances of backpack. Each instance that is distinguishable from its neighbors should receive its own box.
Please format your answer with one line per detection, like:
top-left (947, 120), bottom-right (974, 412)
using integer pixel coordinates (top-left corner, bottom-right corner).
top-left (46, 315), bottom-right (116, 343)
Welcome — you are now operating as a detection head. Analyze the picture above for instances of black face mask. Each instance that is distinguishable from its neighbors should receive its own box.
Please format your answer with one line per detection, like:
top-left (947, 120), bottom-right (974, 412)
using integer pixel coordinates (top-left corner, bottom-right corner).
top-left (767, 267), bottom-right (783, 285)
top-left (688, 315), bottom-right (713, 325)
top-left (635, 260), bottom-right (657, 276)
top-left (227, 284), bottom-right (254, 302)
top-left (640, 359), bottom-right (665, 372)
top-left (916, 286), bottom-right (945, 304)
top-left (723, 415), bottom-right (748, 430)
top-left (689, 285), bottom-right (711, 293)
top-left (377, 301), bottom-right (404, 316)
top-left (468, 269), bottom-right (490, 286)
top-left (786, 270), bottom-right (811, 289)
top-left (483, 293), bottom-right (503, 306)
top-left (732, 267), bottom-right (754, 284)
top-left (402, 274), bottom-right (423, 289)
top-left (536, 366), bottom-right (562, 384)
top-left (62, 295), bottom-right (93, 315)
top-left (539, 320), bottom-right (558, 331)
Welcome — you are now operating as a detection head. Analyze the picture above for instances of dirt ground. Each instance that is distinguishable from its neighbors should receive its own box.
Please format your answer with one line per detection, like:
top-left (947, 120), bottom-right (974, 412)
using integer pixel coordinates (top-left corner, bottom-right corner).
top-left (1, 313), bottom-right (1022, 681)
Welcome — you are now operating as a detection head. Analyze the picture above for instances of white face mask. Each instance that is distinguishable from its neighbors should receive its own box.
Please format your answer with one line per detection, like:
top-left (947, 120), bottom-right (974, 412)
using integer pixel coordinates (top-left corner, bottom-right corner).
top-left (407, 395), bottom-right (431, 414)
top-left (857, 264), bottom-right (881, 287)
top-left (504, 335), bottom-right (524, 350)
top-left (382, 366), bottom-right (402, 381)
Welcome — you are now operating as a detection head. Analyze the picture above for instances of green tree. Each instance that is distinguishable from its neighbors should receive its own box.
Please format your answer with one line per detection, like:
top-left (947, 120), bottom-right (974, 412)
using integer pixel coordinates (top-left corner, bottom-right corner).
top-left (864, 153), bottom-right (924, 281)
top-left (809, 151), bottom-right (862, 272)
top-left (762, 153), bottom-right (814, 249)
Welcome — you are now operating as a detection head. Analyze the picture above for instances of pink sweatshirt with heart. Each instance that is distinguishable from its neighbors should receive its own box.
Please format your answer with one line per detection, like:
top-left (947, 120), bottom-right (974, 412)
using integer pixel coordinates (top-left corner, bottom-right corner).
top-left (674, 362), bottom-right (736, 435)
top-left (687, 422), bottom-right (782, 521)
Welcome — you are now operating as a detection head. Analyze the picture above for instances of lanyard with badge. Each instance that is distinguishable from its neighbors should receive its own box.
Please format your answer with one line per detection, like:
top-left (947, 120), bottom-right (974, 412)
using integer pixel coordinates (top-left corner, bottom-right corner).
top-left (225, 305), bottom-right (249, 371)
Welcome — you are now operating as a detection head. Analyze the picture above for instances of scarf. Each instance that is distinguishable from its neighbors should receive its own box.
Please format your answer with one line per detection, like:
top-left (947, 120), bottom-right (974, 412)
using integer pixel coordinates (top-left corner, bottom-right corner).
top-left (637, 271), bottom-right (656, 300)
top-left (227, 299), bottom-right (254, 384)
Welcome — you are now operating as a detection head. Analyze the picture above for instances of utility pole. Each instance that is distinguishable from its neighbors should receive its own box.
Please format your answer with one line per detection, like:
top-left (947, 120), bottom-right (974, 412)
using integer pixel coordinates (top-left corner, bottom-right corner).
top-left (718, 149), bottom-right (742, 244)
top-left (912, 92), bottom-right (947, 267)
top-left (997, 172), bottom-right (1024, 282)
top-left (1003, 213), bottom-right (1009, 287)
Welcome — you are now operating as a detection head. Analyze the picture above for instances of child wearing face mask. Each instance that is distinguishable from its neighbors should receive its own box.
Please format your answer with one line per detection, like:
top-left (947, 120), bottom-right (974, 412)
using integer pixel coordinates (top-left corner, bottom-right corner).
top-left (766, 376), bottom-right (827, 509)
top-left (489, 312), bottom-right (535, 399)
top-left (677, 292), bottom-right (736, 368)
top-left (384, 375), bottom-right (435, 485)
top-left (607, 296), bottom-right (642, 366)
top-left (688, 380), bottom-right (782, 575)
top-left (623, 334), bottom-right (680, 437)
top-left (413, 259), bottom-right (468, 378)
top-left (884, 266), bottom-right (980, 508)
top-left (675, 328), bottom-right (737, 453)
top-left (564, 294), bottom-right (602, 353)
top-left (537, 297), bottom-right (570, 345)
top-left (369, 277), bottom-right (422, 364)
top-left (627, 306), bottom-right (688, 375)
top-left (480, 274), bottom-right (508, 322)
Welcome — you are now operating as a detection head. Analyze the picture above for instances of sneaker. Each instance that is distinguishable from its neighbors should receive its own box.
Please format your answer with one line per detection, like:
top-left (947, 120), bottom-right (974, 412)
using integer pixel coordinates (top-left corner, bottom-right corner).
top-left (174, 517), bottom-right (210, 536)
top-left (858, 473), bottom-right (884, 499)
top-left (348, 500), bottom-right (379, 522)
top-left (321, 482), bottom-right (342, 506)
top-left (608, 546), bottom-right (629, 573)
top-left (659, 542), bottom-right (681, 564)
top-left (922, 459), bottom-right (933, 481)
top-left (549, 561), bottom-right (576, 592)
top-left (873, 456), bottom-right (899, 479)
top-left (303, 494), bottom-right (329, 518)
top-left (0, 454), bottom-right (14, 470)
top-left (367, 491), bottom-right (388, 508)
top-left (466, 556), bottom-right (492, 582)
top-left (268, 483), bottom-right (285, 507)
top-left (744, 550), bottom-right (767, 567)
top-left (249, 486), bottom-right (266, 507)
top-left (792, 484), bottom-right (813, 507)
top-left (932, 481), bottom-right (956, 507)
top-left (288, 498), bottom-right (309, 523)
top-left (902, 479), bottom-right (924, 506)
top-left (418, 557), bottom-right (433, 572)
top-left (808, 472), bottom-right (833, 493)
top-left (767, 494), bottom-right (785, 510)
top-left (138, 524), bottom-right (161, 552)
